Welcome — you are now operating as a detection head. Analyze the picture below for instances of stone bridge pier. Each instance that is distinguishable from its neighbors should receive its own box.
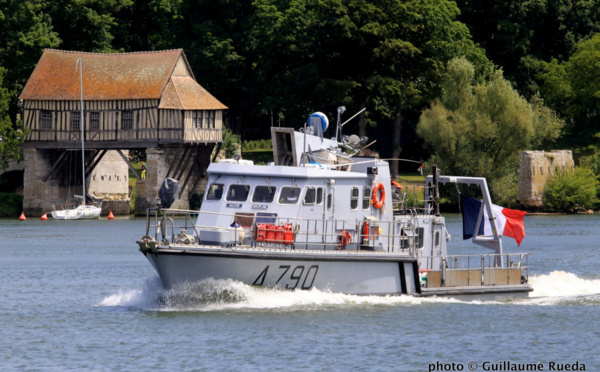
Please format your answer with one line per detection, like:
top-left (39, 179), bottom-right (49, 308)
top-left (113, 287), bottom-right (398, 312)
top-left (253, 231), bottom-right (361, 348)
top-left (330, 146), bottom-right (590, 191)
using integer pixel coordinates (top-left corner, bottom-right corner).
top-left (134, 145), bottom-right (214, 215)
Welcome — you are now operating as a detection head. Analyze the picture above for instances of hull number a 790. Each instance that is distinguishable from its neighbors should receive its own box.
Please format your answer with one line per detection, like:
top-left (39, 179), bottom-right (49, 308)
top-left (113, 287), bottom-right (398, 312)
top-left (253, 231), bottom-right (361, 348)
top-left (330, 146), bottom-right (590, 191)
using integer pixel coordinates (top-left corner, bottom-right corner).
top-left (252, 265), bottom-right (319, 290)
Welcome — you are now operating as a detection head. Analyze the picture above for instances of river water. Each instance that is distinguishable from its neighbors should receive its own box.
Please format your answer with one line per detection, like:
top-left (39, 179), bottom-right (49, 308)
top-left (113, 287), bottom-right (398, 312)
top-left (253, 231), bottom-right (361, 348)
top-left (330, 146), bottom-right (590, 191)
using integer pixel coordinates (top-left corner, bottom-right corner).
top-left (1, 214), bottom-right (599, 371)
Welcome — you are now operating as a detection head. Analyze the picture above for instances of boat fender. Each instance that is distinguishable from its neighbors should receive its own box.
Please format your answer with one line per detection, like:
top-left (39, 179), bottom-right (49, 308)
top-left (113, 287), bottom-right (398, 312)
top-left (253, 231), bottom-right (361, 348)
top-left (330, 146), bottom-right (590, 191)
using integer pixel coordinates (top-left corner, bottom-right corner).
top-left (137, 235), bottom-right (157, 255)
top-left (371, 183), bottom-right (385, 209)
top-left (391, 180), bottom-right (402, 189)
top-left (337, 230), bottom-right (352, 250)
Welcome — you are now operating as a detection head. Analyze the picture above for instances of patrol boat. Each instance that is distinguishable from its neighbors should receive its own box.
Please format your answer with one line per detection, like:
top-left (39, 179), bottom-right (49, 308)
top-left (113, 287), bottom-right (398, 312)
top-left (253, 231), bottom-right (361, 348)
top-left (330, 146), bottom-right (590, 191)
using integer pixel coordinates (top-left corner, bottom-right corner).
top-left (137, 108), bottom-right (533, 298)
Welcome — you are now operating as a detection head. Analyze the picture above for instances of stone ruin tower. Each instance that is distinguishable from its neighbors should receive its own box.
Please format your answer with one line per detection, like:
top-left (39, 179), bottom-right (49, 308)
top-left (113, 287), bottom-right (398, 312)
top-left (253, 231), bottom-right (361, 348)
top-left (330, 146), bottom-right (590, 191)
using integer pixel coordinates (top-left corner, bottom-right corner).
top-left (517, 150), bottom-right (575, 208)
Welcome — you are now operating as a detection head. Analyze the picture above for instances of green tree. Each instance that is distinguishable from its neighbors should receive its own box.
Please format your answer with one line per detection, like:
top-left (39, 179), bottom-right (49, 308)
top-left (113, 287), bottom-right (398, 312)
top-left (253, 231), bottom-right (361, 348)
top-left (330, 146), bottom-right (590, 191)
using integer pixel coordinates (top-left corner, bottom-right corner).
top-left (0, 0), bottom-right (60, 120)
top-left (539, 33), bottom-right (600, 147)
top-left (417, 57), bottom-right (562, 205)
top-left (543, 167), bottom-right (598, 212)
top-left (0, 68), bottom-right (26, 169)
top-left (174, 0), bottom-right (256, 134)
top-left (455, 0), bottom-right (600, 96)
top-left (46, 0), bottom-right (133, 52)
top-left (112, 0), bottom-right (182, 51)
top-left (250, 0), bottom-right (489, 177)
top-left (222, 127), bottom-right (241, 158)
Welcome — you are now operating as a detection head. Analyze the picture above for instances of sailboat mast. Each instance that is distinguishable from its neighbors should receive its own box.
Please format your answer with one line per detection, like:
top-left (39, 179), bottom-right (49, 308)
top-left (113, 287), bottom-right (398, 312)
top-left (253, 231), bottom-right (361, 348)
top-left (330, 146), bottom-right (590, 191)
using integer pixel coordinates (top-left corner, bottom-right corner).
top-left (78, 58), bottom-right (86, 206)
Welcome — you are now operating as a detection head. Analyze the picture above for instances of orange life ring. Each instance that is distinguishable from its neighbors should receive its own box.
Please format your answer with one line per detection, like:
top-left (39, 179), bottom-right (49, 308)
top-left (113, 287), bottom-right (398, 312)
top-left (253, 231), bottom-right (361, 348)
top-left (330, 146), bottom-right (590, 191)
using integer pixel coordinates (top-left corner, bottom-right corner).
top-left (371, 183), bottom-right (385, 209)
top-left (337, 230), bottom-right (352, 250)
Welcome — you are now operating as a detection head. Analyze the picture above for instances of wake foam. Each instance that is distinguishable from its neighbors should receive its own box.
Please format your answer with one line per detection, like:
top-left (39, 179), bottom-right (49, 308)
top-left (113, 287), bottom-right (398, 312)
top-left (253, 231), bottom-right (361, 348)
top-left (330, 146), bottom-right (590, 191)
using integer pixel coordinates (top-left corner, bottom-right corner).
top-left (526, 271), bottom-right (600, 304)
top-left (97, 271), bottom-right (600, 311)
top-left (97, 277), bottom-right (461, 312)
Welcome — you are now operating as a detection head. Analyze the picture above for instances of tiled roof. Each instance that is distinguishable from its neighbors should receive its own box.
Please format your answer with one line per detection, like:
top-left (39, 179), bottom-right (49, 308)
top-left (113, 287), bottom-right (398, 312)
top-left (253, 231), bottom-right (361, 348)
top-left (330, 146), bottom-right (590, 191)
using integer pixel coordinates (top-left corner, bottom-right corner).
top-left (20, 49), bottom-right (203, 102)
top-left (159, 77), bottom-right (227, 110)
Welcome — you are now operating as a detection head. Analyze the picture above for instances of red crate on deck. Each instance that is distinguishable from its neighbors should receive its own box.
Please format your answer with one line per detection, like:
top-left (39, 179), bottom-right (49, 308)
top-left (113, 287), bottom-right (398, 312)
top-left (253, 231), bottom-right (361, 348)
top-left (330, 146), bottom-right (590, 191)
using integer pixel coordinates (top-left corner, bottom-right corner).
top-left (265, 224), bottom-right (276, 242)
top-left (254, 224), bottom-right (267, 242)
top-left (273, 225), bottom-right (285, 243)
top-left (284, 224), bottom-right (294, 244)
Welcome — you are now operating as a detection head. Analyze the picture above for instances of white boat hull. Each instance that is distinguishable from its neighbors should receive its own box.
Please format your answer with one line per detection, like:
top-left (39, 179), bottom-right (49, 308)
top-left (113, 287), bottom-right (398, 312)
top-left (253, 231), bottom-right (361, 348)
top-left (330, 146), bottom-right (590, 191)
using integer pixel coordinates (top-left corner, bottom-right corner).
top-left (51, 204), bottom-right (102, 220)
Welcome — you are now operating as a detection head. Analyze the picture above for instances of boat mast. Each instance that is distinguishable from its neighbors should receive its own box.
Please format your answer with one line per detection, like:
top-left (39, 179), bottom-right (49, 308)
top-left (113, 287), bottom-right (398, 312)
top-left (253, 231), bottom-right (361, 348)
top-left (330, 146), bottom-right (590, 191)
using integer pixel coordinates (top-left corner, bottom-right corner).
top-left (77, 58), bottom-right (86, 206)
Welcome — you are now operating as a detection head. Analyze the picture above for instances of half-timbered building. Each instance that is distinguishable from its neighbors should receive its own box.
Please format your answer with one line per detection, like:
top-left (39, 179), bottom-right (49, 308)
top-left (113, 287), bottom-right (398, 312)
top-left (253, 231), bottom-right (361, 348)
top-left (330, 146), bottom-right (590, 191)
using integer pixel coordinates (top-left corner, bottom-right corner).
top-left (20, 49), bottom-right (226, 216)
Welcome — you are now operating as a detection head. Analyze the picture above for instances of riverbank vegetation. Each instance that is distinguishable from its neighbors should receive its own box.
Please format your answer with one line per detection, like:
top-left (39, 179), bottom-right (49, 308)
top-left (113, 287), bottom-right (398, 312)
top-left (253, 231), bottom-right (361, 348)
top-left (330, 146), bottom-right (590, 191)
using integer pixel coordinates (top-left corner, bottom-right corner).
top-left (1, 0), bottom-right (599, 213)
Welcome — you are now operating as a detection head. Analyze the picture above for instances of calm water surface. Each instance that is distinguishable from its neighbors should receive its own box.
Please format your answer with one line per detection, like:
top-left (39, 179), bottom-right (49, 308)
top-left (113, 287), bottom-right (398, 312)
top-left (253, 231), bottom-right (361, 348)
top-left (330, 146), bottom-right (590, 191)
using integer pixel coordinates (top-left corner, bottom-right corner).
top-left (1, 215), bottom-right (599, 371)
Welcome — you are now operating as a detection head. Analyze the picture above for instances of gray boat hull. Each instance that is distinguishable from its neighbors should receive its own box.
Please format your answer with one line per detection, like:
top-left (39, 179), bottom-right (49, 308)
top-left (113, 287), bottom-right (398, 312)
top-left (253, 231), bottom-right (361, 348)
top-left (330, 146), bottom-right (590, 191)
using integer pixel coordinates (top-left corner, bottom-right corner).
top-left (142, 245), bottom-right (421, 296)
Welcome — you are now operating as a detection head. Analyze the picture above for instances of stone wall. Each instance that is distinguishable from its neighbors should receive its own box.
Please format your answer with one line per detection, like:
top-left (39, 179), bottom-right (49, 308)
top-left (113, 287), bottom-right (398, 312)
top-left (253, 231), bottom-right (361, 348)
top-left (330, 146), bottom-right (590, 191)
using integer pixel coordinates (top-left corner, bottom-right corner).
top-left (517, 150), bottom-right (575, 208)
top-left (134, 146), bottom-right (210, 215)
top-left (22, 148), bottom-right (130, 216)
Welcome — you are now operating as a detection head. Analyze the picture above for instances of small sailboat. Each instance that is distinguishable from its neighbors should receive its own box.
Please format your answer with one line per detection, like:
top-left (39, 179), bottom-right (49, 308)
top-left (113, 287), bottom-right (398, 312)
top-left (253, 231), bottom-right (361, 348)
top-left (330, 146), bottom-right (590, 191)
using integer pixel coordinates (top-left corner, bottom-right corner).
top-left (51, 58), bottom-right (102, 220)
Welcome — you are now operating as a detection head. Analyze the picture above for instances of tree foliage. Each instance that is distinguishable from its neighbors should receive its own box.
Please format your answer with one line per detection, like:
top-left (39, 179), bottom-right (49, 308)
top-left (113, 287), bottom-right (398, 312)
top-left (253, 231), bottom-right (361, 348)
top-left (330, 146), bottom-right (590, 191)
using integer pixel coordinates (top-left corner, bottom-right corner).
top-left (543, 167), bottom-right (598, 213)
top-left (455, 0), bottom-right (600, 95)
top-left (539, 33), bottom-right (600, 146)
top-left (1, 0), bottom-right (599, 187)
top-left (417, 57), bottom-right (562, 204)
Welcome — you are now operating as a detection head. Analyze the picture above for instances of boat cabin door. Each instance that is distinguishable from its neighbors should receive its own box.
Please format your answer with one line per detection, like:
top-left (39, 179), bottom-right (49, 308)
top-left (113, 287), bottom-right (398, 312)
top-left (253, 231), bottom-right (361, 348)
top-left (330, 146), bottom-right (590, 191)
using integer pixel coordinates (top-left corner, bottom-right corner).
top-left (322, 187), bottom-right (335, 243)
top-left (430, 221), bottom-right (444, 270)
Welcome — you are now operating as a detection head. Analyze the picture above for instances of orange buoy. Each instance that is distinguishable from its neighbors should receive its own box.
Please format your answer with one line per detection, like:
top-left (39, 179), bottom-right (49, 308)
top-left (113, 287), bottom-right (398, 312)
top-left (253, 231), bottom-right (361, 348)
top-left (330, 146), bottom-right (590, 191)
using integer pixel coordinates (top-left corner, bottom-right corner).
top-left (19, 212), bottom-right (26, 221)
top-left (107, 210), bottom-right (115, 220)
top-left (41, 213), bottom-right (48, 221)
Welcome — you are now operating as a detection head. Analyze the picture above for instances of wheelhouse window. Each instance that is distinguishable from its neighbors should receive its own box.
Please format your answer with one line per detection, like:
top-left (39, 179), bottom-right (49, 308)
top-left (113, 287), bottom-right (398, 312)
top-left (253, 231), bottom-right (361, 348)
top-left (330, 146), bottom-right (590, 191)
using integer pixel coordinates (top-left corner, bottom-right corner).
top-left (226, 184), bottom-right (249, 202)
top-left (40, 110), bottom-right (52, 130)
top-left (71, 111), bottom-right (81, 131)
top-left (252, 185), bottom-right (276, 203)
top-left (316, 187), bottom-right (323, 204)
top-left (415, 227), bottom-right (425, 249)
top-left (122, 110), bottom-right (133, 130)
top-left (90, 111), bottom-right (100, 130)
top-left (363, 187), bottom-right (371, 210)
top-left (206, 183), bottom-right (224, 200)
top-left (327, 193), bottom-right (332, 210)
top-left (350, 187), bottom-right (359, 210)
top-left (279, 186), bottom-right (301, 204)
top-left (303, 187), bottom-right (316, 205)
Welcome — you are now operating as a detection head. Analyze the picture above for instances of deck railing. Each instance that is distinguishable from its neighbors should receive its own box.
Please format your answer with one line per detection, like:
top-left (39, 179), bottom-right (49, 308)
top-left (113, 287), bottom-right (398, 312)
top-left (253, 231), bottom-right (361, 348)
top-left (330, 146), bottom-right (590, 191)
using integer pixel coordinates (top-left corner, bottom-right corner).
top-left (419, 253), bottom-right (530, 288)
top-left (143, 208), bottom-right (426, 255)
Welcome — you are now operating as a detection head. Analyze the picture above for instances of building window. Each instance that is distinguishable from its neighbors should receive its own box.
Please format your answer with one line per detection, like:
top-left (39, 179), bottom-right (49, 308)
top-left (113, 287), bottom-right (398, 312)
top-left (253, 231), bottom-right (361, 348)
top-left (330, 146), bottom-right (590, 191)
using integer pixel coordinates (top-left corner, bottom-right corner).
top-left (193, 111), bottom-right (204, 128)
top-left (71, 111), bottom-right (80, 131)
top-left (40, 110), bottom-right (52, 130)
top-left (350, 187), bottom-right (359, 210)
top-left (206, 110), bottom-right (216, 128)
top-left (122, 110), bottom-right (133, 130)
top-left (90, 111), bottom-right (100, 130)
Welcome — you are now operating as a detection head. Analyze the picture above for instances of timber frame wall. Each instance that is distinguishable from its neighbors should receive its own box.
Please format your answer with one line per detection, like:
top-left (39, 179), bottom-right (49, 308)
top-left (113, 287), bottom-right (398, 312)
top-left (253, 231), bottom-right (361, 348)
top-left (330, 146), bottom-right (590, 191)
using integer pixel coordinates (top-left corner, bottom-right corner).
top-left (22, 99), bottom-right (223, 149)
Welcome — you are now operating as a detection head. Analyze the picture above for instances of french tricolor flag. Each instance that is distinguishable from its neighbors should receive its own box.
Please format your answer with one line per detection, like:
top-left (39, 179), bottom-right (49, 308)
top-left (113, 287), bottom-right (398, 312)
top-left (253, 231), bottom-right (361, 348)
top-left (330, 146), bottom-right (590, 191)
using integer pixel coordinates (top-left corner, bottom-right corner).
top-left (461, 195), bottom-right (527, 246)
